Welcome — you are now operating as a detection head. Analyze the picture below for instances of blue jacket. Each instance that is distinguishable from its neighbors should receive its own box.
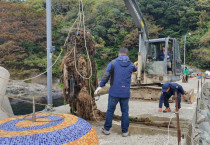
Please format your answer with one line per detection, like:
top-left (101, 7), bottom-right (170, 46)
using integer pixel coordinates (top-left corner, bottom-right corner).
top-left (156, 50), bottom-right (171, 61)
top-left (159, 82), bottom-right (185, 108)
top-left (100, 55), bottom-right (137, 98)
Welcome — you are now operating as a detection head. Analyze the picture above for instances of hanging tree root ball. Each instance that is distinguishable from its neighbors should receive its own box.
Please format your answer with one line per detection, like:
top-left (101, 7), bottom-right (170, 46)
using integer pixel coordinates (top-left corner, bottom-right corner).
top-left (61, 29), bottom-right (105, 121)
top-left (0, 113), bottom-right (99, 145)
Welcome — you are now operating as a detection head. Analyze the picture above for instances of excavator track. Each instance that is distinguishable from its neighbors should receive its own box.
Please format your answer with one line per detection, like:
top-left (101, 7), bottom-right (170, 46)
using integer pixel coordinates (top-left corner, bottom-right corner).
top-left (95, 85), bottom-right (163, 101)
top-left (130, 86), bottom-right (162, 100)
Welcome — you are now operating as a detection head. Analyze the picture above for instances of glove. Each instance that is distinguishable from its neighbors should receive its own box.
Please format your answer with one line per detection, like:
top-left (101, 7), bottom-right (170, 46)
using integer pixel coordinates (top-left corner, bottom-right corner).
top-left (94, 87), bottom-right (102, 95)
top-left (167, 55), bottom-right (169, 58)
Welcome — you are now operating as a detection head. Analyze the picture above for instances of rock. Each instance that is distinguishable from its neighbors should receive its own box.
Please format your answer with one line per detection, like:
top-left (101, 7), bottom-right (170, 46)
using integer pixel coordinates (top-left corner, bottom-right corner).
top-left (52, 91), bottom-right (63, 100)
top-left (6, 80), bottom-right (47, 101)
top-left (37, 96), bottom-right (47, 104)
top-left (200, 110), bottom-right (209, 121)
top-left (6, 80), bottom-right (64, 105)
top-left (198, 114), bottom-right (206, 124)
top-left (200, 131), bottom-right (210, 145)
top-left (201, 110), bottom-right (208, 116)
top-left (199, 122), bottom-right (210, 135)
top-left (207, 111), bottom-right (210, 119)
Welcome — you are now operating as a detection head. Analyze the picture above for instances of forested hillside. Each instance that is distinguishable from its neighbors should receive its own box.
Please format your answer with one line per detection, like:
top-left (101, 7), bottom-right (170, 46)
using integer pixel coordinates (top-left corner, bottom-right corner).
top-left (0, 0), bottom-right (209, 78)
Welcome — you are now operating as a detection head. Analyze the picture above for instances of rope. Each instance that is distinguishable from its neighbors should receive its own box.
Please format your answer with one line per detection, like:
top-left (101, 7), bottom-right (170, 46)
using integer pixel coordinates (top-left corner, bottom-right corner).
top-left (81, 0), bottom-right (93, 79)
top-left (73, 0), bottom-right (93, 80)
top-left (0, 49), bottom-right (63, 82)
top-left (8, 96), bottom-right (47, 106)
top-left (165, 113), bottom-right (175, 145)
top-left (63, 17), bottom-right (79, 47)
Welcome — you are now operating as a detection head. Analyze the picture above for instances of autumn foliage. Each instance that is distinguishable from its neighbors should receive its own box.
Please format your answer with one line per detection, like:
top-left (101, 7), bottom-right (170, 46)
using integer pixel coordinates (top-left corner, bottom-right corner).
top-left (0, 1), bottom-right (46, 71)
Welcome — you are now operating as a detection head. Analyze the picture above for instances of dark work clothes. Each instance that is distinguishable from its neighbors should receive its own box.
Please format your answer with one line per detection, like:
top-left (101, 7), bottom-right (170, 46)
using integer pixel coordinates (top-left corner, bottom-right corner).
top-left (104, 95), bottom-right (129, 133)
top-left (100, 55), bottom-right (137, 98)
top-left (159, 82), bottom-right (185, 108)
top-left (163, 92), bottom-right (182, 109)
top-left (100, 55), bottom-right (137, 134)
top-left (156, 50), bottom-right (172, 61)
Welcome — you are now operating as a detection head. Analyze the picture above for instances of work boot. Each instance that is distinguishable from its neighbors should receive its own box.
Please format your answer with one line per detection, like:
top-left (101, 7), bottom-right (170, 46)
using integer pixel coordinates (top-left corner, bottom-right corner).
top-left (163, 108), bottom-right (171, 113)
top-left (122, 132), bottom-right (129, 137)
top-left (101, 128), bottom-right (110, 135)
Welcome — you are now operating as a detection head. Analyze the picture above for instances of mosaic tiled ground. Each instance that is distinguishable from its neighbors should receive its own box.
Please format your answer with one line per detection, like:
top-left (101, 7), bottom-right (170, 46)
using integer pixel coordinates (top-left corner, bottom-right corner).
top-left (0, 113), bottom-right (99, 145)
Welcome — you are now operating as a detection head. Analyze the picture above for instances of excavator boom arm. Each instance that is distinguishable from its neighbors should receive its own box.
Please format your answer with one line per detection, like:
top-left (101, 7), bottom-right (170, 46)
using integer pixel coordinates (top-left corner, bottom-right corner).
top-left (123, 0), bottom-right (148, 40)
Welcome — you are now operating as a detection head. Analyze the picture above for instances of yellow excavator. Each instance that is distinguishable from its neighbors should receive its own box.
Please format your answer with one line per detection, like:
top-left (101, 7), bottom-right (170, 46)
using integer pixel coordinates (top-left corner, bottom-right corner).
top-left (99, 0), bottom-right (183, 100)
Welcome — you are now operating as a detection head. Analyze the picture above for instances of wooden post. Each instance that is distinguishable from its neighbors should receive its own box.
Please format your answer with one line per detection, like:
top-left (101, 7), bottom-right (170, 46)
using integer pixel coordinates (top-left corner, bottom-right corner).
top-left (32, 96), bottom-right (36, 122)
top-left (175, 91), bottom-right (181, 145)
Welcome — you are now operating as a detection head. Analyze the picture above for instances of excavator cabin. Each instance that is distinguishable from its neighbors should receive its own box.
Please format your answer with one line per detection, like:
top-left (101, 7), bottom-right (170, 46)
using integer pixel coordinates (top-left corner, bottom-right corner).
top-left (146, 38), bottom-right (182, 81)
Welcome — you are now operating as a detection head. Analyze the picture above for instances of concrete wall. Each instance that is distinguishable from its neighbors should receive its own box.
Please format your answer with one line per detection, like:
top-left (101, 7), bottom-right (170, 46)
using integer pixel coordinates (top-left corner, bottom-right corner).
top-left (0, 66), bottom-right (13, 119)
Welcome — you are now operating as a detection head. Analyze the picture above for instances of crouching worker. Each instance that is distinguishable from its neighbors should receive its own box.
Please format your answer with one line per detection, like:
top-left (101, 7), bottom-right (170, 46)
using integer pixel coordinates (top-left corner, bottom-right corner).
top-left (94, 48), bottom-right (137, 137)
top-left (158, 82), bottom-right (187, 113)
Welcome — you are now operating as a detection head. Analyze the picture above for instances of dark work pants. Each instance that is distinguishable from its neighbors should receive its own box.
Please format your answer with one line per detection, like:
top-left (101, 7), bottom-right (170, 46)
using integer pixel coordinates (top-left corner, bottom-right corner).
top-left (186, 75), bottom-right (188, 82)
top-left (164, 93), bottom-right (181, 109)
top-left (104, 95), bottom-right (129, 133)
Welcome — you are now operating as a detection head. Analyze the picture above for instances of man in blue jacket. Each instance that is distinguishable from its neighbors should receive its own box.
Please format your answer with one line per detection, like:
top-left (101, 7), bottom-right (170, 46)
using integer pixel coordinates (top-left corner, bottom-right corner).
top-left (156, 46), bottom-right (171, 61)
top-left (94, 48), bottom-right (137, 137)
top-left (158, 82), bottom-right (187, 113)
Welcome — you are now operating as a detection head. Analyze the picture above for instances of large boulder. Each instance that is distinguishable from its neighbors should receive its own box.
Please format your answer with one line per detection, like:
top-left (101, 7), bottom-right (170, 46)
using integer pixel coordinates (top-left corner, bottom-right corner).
top-left (0, 66), bottom-right (13, 118)
top-left (199, 122), bottom-right (210, 135)
top-left (201, 131), bottom-right (210, 145)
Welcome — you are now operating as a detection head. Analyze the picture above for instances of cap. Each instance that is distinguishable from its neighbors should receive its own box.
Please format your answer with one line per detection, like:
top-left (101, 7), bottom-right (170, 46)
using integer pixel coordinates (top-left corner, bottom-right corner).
top-left (162, 83), bottom-right (170, 92)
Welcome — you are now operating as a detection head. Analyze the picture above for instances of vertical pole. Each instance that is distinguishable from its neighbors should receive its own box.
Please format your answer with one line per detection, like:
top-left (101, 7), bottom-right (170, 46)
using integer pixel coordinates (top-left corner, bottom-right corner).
top-left (32, 96), bottom-right (36, 122)
top-left (164, 38), bottom-right (169, 74)
top-left (175, 91), bottom-right (181, 145)
top-left (196, 80), bottom-right (199, 124)
top-left (183, 35), bottom-right (186, 70)
top-left (204, 73), bottom-right (206, 84)
top-left (46, 0), bottom-right (52, 107)
top-left (201, 72), bottom-right (203, 100)
top-left (201, 72), bottom-right (203, 87)
top-left (139, 33), bottom-right (141, 52)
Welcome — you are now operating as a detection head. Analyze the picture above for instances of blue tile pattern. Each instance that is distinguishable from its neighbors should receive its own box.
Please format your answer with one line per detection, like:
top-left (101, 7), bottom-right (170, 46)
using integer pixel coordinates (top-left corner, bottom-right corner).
top-left (0, 117), bottom-right (92, 145)
top-left (0, 116), bottom-right (63, 131)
